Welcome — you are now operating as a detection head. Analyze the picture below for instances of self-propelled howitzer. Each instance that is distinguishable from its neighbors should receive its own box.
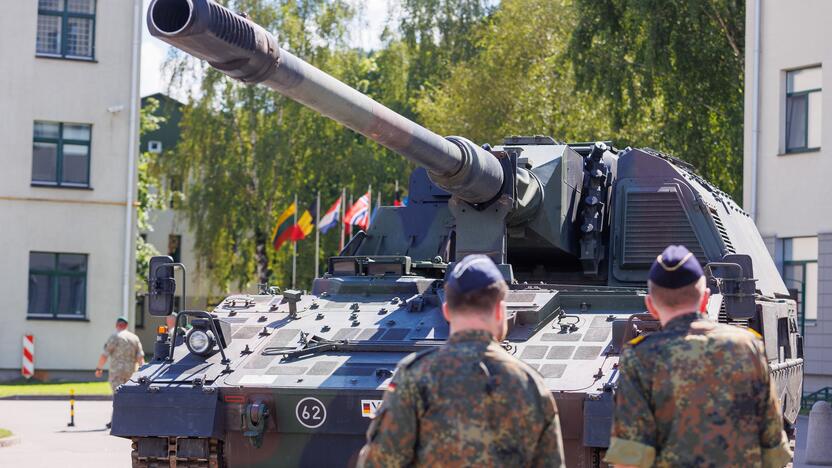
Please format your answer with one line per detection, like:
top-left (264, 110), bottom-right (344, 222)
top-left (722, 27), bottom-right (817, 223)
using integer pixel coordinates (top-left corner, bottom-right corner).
top-left (111, 0), bottom-right (804, 466)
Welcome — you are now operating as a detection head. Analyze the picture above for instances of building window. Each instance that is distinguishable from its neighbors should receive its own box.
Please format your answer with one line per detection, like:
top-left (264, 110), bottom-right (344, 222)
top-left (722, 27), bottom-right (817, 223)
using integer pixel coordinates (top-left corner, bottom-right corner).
top-left (28, 252), bottom-right (87, 319)
top-left (36, 0), bottom-right (96, 60)
top-left (32, 121), bottom-right (92, 187)
top-left (135, 294), bottom-right (146, 329)
top-left (168, 235), bottom-right (182, 263)
top-left (781, 236), bottom-right (818, 334)
top-left (168, 175), bottom-right (183, 208)
top-left (785, 66), bottom-right (822, 153)
top-left (148, 141), bottom-right (163, 154)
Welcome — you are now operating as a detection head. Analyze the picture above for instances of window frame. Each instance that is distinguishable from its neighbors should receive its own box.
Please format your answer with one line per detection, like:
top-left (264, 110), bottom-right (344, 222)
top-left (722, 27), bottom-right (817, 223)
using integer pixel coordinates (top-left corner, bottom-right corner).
top-left (147, 140), bottom-right (163, 154)
top-left (135, 293), bottom-right (146, 329)
top-left (32, 121), bottom-right (92, 188)
top-left (168, 175), bottom-right (183, 208)
top-left (36, 0), bottom-right (97, 61)
top-left (784, 67), bottom-right (822, 154)
top-left (27, 251), bottom-right (88, 320)
top-left (782, 259), bottom-right (817, 335)
top-left (168, 234), bottom-right (182, 263)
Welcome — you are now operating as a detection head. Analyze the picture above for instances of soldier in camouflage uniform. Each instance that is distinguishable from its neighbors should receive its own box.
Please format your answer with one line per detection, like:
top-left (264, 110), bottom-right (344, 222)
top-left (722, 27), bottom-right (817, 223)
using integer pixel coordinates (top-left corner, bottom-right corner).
top-left (604, 245), bottom-right (792, 468)
top-left (358, 255), bottom-right (565, 467)
top-left (95, 316), bottom-right (144, 392)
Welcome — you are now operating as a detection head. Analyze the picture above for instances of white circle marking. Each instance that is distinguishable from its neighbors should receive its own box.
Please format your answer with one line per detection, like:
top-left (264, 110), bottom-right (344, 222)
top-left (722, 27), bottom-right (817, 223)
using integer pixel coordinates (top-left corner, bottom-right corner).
top-left (295, 397), bottom-right (327, 429)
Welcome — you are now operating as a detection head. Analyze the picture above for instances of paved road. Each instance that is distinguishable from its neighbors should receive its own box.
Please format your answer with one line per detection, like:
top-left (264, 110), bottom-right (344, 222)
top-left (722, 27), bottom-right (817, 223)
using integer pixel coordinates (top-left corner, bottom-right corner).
top-left (0, 400), bottom-right (131, 468)
top-left (793, 413), bottom-right (821, 468)
top-left (0, 401), bottom-right (823, 467)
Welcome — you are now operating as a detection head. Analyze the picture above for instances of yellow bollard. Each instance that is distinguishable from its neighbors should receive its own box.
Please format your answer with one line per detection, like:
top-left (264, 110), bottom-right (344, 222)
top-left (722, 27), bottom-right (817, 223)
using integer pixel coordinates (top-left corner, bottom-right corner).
top-left (67, 388), bottom-right (75, 427)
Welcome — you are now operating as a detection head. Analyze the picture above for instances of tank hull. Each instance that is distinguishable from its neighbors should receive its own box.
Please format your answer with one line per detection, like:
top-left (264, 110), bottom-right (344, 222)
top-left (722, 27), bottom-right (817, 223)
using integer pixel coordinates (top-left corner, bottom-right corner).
top-left (114, 282), bottom-right (804, 467)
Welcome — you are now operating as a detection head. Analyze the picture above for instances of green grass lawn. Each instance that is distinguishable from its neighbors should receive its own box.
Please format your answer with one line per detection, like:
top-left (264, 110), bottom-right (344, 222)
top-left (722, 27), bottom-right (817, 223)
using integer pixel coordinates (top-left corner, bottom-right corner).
top-left (0, 381), bottom-right (111, 398)
top-left (0, 429), bottom-right (11, 439)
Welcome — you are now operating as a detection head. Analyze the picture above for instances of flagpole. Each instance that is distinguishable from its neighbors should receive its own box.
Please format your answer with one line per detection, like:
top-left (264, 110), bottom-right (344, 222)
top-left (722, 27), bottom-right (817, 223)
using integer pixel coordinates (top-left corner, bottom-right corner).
top-left (292, 194), bottom-right (297, 289)
top-left (314, 191), bottom-right (321, 278)
top-left (340, 187), bottom-right (346, 250)
top-left (347, 191), bottom-right (353, 239)
top-left (368, 184), bottom-right (372, 229)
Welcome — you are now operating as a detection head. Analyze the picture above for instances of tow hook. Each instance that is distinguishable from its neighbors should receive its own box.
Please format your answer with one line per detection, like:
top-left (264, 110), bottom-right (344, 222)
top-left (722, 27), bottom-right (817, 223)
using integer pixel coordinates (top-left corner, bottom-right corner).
top-left (242, 402), bottom-right (269, 448)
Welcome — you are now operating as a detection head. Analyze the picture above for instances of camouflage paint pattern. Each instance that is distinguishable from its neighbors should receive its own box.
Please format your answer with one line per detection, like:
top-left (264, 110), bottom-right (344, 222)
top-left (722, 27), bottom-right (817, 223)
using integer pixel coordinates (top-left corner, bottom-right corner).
top-left (605, 313), bottom-right (792, 468)
top-left (357, 329), bottom-right (565, 468)
top-left (104, 329), bottom-right (144, 391)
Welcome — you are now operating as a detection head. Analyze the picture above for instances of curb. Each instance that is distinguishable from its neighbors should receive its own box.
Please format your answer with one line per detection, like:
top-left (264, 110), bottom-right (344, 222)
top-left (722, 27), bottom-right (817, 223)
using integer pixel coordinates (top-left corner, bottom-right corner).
top-left (0, 395), bottom-right (112, 401)
top-left (0, 436), bottom-right (21, 448)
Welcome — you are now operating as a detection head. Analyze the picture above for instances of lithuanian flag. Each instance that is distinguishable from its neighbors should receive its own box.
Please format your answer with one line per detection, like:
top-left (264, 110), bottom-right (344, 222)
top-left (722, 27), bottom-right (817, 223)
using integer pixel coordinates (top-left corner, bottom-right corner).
top-left (290, 202), bottom-right (317, 241)
top-left (272, 202), bottom-right (297, 250)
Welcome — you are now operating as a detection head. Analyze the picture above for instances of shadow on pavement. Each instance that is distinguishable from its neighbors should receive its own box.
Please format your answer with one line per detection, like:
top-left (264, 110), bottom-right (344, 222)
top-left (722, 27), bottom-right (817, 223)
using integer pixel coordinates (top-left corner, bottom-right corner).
top-left (56, 428), bottom-right (109, 433)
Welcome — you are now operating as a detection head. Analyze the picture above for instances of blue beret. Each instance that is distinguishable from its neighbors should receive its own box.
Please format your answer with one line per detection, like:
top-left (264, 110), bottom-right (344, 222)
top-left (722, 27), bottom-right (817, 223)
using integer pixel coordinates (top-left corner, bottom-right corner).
top-left (445, 255), bottom-right (504, 294)
top-left (648, 245), bottom-right (704, 288)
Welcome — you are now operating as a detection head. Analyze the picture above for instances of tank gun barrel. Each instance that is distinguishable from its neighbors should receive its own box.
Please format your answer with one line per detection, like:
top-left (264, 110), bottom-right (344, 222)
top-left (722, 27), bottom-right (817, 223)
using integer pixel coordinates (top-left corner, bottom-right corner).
top-left (147, 0), bottom-right (503, 204)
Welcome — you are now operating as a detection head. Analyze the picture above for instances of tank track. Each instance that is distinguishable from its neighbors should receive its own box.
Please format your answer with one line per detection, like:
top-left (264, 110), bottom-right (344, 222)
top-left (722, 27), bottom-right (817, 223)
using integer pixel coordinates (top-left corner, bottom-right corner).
top-left (131, 438), bottom-right (223, 468)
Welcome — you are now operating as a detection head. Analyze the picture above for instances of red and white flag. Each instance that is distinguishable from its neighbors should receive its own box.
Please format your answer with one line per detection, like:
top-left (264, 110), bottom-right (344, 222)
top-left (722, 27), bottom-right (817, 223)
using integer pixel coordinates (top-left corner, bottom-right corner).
top-left (317, 197), bottom-right (341, 233)
top-left (344, 192), bottom-right (370, 231)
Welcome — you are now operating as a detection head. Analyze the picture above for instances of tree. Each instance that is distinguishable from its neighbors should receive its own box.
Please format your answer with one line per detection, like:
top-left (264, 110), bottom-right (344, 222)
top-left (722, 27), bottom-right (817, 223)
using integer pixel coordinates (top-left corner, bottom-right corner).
top-left (135, 98), bottom-right (166, 292)
top-left (416, 0), bottom-right (615, 144)
top-left (569, 0), bottom-right (745, 198)
top-left (397, 0), bottom-right (494, 107)
top-left (166, 0), bottom-right (410, 290)
top-left (417, 0), bottom-right (744, 199)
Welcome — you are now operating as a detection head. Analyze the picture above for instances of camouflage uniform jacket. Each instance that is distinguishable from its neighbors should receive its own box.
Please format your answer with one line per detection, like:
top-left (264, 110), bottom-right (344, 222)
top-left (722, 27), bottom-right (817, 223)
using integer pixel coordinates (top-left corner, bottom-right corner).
top-left (604, 313), bottom-right (792, 468)
top-left (104, 330), bottom-right (144, 383)
top-left (357, 329), bottom-right (565, 468)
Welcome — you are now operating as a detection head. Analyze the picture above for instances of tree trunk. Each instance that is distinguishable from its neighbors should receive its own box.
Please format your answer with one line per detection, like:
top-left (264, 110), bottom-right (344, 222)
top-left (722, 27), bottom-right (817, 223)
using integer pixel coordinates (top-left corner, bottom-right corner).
top-left (254, 228), bottom-right (271, 290)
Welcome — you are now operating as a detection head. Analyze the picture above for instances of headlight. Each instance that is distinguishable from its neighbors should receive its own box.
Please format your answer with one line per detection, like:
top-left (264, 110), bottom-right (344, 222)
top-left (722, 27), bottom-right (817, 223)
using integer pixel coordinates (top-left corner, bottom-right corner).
top-left (186, 329), bottom-right (214, 355)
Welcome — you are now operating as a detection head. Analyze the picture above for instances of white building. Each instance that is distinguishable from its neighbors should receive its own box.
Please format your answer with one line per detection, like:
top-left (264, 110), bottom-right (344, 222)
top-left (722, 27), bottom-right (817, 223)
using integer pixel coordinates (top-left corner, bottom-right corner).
top-left (0, 0), bottom-right (142, 379)
top-left (744, 0), bottom-right (831, 392)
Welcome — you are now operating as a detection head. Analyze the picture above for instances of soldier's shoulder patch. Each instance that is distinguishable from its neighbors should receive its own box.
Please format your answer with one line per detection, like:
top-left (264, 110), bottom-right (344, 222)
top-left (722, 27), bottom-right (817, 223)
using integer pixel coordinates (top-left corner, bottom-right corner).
top-left (628, 334), bottom-right (647, 346)
top-left (746, 327), bottom-right (763, 340)
top-left (399, 347), bottom-right (438, 369)
top-left (719, 322), bottom-right (763, 340)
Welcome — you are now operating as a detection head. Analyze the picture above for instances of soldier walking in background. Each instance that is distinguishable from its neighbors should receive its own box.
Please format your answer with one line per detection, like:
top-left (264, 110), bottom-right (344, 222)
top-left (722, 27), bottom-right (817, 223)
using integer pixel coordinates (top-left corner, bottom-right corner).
top-left (604, 245), bottom-right (792, 467)
top-left (96, 316), bottom-right (145, 390)
top-left (95, 316), bottom-right (144, 426)
top-left (358, 255), bottom-right (565, 467)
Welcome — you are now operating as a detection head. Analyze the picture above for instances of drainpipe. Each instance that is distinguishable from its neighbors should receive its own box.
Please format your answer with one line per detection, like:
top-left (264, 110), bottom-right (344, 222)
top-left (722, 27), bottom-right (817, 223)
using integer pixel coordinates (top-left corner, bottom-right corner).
top-left (749, 0), bottom-right (761, 221)
top-left (122, 0), bottom-right (142, 319)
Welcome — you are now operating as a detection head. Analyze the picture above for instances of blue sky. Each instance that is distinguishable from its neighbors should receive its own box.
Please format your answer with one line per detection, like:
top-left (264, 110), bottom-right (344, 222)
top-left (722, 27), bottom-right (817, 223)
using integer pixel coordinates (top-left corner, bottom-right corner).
top-left (140, 0), bottom-right (391, 97)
